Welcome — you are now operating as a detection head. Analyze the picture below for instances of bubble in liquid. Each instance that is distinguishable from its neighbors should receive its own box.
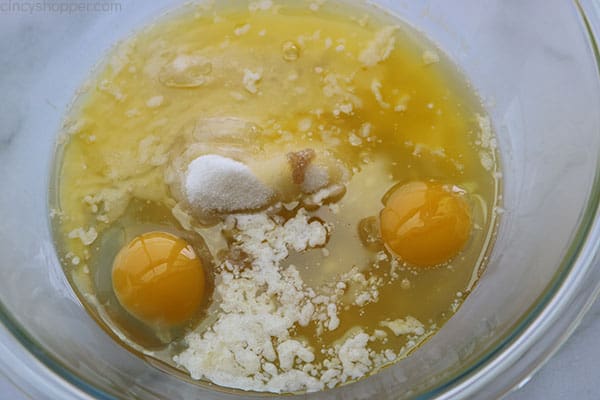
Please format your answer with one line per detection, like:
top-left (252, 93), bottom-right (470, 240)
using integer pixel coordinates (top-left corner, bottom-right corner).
top-left (282, 41), bottom-right (301, 61)
top-left (358, 216), bottom-right (382, 250)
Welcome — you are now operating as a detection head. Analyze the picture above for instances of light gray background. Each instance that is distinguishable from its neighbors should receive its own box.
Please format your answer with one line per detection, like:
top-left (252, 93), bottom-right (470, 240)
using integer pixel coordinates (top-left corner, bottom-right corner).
top-left (1, 299), bottom-right (599, 398)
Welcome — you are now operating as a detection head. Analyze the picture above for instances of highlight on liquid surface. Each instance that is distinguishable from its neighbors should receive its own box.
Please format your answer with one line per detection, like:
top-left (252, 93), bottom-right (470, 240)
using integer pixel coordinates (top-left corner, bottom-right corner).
top-left (50, 0), bottom-right (501, 394)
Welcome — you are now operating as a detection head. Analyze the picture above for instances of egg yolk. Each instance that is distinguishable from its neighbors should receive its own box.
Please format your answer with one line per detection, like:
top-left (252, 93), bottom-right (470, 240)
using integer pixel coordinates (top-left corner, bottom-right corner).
top-left (112, 232), bottom-right (206, 326)
top-left (380, 181), bottom-right (472, 267)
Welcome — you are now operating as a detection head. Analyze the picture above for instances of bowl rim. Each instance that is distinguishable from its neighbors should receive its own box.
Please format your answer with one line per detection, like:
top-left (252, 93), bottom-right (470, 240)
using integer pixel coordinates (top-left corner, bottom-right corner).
top-left (1, 0), bottom-right (600, 399)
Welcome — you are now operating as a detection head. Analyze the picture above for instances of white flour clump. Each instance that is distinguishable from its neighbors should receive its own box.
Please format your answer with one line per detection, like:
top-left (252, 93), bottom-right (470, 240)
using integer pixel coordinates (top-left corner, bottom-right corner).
top-left (174, 209), bottom-right (330, 392)
top-left (185, 155), bottom-right (274, 215)
top-left (359, 26), bottom-right (398, 67)
top-left (173, 207), bottom-right (425, 393)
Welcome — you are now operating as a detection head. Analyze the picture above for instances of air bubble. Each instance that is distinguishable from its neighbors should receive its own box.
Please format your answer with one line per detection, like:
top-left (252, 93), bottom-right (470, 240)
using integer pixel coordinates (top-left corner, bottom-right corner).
top-left (358, 216), bottom-right (382, 250)
top-left (282, 41), bottom-right (300, 61)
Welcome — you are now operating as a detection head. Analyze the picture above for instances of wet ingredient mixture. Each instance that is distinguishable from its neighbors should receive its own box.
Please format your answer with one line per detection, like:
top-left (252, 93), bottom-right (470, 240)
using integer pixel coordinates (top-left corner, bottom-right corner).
top-left (51, 0), bottom-right (501, 394)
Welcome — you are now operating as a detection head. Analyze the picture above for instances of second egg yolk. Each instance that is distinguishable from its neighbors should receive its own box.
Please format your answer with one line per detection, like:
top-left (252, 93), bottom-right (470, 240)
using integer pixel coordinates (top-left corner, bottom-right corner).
top-left (112, 232), bottom-right (206, 327)
top-left (380, 181), bottom-right (472, 268)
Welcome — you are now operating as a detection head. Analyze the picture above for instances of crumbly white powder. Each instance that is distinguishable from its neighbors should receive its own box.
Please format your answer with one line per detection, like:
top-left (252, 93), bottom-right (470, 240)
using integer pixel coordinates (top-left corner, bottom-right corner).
top-left (243, 69), bottom-right (262, 94)
top-left (302, 164), bottom-right (330, 193)
top-left (68, 227), bottom-right (98, 246)
top-left (234, 24), bottom-right (252, 36)
top-left (249, 0), bottom-right (273, 11)
top-left (174, 210), bottom-right (329, 392)
top-left (337, 331), bottom-right (372, 380)
top-left (479, 151), bottom-right (494, 171)
top-left (395, 94), bottom-right (410, 112)
top-left (380, 316), bottom-right (425, 336)
top-left (146, 95), bottom-right (164, 108)
top-left (359, 26), bottom-right (398, 67)
top-left (476, 114), bottom-right (497, 171)
top-left (422, 50), bottom-right (440, 65)
top-left (306, 184), bottom-right (345, 206)
top-left (371, 79), bottom-right (391, 109)
top-left (349, 132), bottom-right (362, 146)
top-left (174, 208), bottom-right (425, 392)
top-left (185, 155), bottom-right (274, 214)
top-left (477, 114), bottom-right (496, 150)
top-left (298, 117), bottom-right (312, 132)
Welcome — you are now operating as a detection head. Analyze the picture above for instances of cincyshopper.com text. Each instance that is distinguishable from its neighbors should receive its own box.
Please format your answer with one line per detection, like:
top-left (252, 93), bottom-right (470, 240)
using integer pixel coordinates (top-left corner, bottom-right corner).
top-left (0, 0), bottom-right (122, 14)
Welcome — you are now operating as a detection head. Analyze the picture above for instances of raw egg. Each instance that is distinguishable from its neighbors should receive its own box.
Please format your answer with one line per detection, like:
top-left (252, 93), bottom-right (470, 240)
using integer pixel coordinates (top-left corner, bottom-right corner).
top-left (112, 231), bottom-right (206, 326)
top-left (380, 181), bottom-right (472, 267)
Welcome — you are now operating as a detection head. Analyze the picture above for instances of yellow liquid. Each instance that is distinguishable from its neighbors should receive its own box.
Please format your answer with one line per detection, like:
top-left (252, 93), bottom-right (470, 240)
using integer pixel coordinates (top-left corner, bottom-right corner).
top-left (51, 0), bottom-right (500, 392)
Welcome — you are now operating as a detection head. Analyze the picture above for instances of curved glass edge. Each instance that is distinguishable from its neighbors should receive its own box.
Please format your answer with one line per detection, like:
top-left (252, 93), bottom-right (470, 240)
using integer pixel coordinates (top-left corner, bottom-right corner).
top-left (421, 0), bottom-right (600, 398)
top-left (0, 1), bottom-right (599, 399)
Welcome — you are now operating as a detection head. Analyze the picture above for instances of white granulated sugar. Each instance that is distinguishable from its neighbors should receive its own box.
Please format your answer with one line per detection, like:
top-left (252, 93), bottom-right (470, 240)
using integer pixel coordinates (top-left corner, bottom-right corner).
top-left (380, 316), bottom-right (425, 336)
top-left (302, 164), bottom-right (330, 193)
top-left (359, 26), bottom-right (398, 67)
top-left (185, 155), bottom-right (274, 214)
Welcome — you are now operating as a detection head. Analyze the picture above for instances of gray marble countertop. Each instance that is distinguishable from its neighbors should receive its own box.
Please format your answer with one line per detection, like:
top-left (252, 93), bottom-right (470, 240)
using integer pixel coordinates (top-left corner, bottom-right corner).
top-left (1, 299), bottom-right (599, 399)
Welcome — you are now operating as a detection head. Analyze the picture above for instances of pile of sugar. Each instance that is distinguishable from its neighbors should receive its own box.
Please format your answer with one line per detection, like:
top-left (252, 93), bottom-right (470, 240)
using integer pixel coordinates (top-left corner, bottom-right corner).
top-left (185, 155), bottom-right (274, 214)
top-left (174, 208), bottom-right (428, 393)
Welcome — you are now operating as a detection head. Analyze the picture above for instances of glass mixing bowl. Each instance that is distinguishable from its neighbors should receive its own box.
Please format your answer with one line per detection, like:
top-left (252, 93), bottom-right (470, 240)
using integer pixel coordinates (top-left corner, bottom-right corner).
top-left (1, 0), bottom-right (599, 399)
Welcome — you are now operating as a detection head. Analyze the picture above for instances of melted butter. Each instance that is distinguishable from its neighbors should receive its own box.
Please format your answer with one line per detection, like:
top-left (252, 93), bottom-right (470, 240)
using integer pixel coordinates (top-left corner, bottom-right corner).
top-left (51, 0), bottom-right (500, 390)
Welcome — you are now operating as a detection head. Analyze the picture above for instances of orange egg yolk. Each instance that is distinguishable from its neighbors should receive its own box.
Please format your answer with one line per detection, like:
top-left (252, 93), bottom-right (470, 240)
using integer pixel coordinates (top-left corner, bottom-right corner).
top-left (112, 232), bottom-right (206, 326)
top-left (380, 181), bottom-right (472, 268)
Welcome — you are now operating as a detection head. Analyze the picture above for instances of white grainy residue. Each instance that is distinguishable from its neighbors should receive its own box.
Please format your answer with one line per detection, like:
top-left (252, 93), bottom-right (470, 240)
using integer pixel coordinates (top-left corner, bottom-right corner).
top-left (371, 79), bottom-right (391, 109)
top-left (422, 50), bottom-right (440, 65)
top-left (337, 331), bottom-right (372, 380)
top-left (234, 24), bottom-right (252, 36)
top-left (174, 210), bottom-right (328, 392)
top-left (185, 155), bottom-right (274, 214)
top-left (174, 208), bottom-right (424, 392)
top-left (68, 227), bottom-right (98, 246)
top-left (476, 114), bottom-right (496, 171)
top-left (477, 114), bottom-right (496, 150)
top-left (243, 68), bottom-right (262, 94)
top-left (359, 26), bottom-right (398, 67)
top-left (380, 316), bottom-right (425, 336)
top-left (349, 132), bottom-right (362, 147)
top-left (145, 95), bottom-right (164, 108)
top-left (249, 0), bottom-right (273, 11)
